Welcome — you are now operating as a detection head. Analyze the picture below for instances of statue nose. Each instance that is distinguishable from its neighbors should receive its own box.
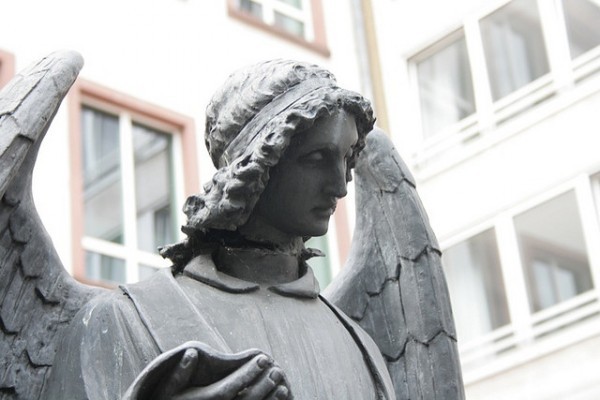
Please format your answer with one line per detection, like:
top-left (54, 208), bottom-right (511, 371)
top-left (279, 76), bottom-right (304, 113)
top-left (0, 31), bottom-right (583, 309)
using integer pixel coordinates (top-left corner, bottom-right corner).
top-left (326, 161), bottom-right (348, 199)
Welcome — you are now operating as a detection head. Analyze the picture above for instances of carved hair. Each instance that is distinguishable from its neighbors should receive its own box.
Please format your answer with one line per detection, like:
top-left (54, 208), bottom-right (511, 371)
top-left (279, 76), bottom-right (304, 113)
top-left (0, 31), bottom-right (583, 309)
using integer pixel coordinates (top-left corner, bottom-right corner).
top-left (160, 59), bottom-right (374, 266)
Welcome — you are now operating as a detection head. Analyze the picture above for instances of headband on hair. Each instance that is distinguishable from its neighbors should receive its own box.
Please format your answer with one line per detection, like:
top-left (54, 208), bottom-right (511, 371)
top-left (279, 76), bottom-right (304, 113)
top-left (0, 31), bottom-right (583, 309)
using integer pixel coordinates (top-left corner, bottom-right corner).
top-left (218, 78), bottom-right (335, 168)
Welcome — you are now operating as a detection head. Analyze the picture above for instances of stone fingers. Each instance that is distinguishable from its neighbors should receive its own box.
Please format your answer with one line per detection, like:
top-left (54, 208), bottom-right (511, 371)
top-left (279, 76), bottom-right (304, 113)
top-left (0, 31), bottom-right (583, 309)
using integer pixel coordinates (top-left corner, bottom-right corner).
top-left (237, 366), bottom-right (292, 400)
top-left (156, 348), bottom-right (199, 400)
top-left (176, 354), bottom-right (273, 400)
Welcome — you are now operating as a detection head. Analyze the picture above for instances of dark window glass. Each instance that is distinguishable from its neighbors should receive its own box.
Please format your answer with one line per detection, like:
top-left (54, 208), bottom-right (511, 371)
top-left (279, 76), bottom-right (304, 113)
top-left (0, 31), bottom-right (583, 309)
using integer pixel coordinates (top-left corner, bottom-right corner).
top-left (562, 0), bottom-right (600, 59)
top-left (81, 107), bottom-right (124, 244)
top-left (239, 0), bottom-right (263, 18)
top-left (515, 191), bottom-right (593, 312)
top-left (480, 0), bottom-right (550, 100)
top-left (416, 34), bottom-right (475, 138)
top-left (274, 11), bottom-right (305, 37)
top-left (443, 229), bottom-right (510, 341)
top-left (85, 252), bottom-right (126, 283)
top-left (133, 124), bottom-right (176, 253)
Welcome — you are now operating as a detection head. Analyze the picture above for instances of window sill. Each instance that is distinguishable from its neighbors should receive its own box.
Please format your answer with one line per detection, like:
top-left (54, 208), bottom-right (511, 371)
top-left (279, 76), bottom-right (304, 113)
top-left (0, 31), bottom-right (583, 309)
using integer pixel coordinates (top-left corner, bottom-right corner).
top-left (462, 291), bottom-right (600, 385)
top-left (411, 68), bottom-right (600, 183)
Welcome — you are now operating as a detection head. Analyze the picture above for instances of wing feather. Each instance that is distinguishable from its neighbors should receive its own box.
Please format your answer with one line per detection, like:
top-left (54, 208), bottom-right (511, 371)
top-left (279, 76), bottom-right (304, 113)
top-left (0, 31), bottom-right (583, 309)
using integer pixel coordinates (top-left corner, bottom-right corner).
top-left (0, 51), bottom-right (105, 399)
top-left (325, 129), bottom-right (464, 399)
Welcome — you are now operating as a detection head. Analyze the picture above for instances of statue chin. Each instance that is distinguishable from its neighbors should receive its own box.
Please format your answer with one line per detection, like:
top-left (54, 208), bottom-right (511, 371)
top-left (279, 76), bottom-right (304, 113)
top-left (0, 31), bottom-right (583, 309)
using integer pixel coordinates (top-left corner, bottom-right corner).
top-left (302, 221), bottom-right (330, 239)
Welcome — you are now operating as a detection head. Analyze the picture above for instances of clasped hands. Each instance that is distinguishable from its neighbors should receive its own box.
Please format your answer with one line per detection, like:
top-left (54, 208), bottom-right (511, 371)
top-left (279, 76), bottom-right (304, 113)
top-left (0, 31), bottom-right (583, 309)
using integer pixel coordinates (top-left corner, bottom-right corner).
top-left (123, 341), bottom-right (292, 400)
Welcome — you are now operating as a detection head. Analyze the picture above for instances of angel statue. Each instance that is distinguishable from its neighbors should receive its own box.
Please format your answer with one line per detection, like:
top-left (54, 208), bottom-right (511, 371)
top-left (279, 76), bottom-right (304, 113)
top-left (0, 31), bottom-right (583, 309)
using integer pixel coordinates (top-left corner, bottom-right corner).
top-left (0, 51), bottom-right (464, 399)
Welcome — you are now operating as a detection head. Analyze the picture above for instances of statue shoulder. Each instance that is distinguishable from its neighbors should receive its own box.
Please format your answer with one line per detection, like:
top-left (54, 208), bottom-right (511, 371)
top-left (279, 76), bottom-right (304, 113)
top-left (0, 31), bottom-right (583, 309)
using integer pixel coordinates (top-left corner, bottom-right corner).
top-left (44, 289), bottom-right (159, 399)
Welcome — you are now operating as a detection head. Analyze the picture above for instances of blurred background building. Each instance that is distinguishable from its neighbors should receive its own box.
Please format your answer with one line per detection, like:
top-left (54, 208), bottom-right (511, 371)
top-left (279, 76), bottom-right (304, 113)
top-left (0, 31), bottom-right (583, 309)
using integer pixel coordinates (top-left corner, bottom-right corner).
top-left (371, 0), bottom-right (600, 398)
top-left (2, 0), bottom-right (600, 398)
top-left (0, 0), bottom-right (380, 288)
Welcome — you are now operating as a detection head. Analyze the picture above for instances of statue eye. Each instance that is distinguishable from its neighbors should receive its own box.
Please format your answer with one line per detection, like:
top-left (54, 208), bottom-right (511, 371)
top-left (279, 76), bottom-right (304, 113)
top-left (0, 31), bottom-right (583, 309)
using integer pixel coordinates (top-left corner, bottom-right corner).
top-left (300, 150), bottom-right (327, 164)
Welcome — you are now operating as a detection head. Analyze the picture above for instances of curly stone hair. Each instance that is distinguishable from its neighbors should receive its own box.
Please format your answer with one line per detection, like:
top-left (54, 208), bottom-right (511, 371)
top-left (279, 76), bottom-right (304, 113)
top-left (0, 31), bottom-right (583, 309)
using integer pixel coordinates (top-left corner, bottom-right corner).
top-left (160, 59), bottom-right (375, 268)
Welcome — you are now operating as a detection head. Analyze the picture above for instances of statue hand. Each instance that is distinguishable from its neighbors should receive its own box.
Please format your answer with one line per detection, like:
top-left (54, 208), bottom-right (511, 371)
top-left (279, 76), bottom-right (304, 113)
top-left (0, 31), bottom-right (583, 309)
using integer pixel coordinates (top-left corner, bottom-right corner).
top-left (123, 341), bottom-right (292, 400)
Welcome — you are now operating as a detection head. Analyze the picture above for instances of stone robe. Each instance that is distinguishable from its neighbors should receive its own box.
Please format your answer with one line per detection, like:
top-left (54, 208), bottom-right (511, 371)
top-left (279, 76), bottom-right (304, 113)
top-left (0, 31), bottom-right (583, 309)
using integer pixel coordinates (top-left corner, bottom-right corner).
top-left (44, 253), bottom-right (395, 399)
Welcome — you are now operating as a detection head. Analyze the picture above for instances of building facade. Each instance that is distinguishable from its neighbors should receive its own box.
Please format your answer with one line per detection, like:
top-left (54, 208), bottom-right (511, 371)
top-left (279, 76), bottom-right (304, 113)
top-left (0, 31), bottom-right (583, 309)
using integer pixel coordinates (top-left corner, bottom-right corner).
top-left (0, 0), bottom-right (371, 288)
top-left (6, 0), bottom-right (599, 397)
top-left (371, 0), bottom-right (600, 398)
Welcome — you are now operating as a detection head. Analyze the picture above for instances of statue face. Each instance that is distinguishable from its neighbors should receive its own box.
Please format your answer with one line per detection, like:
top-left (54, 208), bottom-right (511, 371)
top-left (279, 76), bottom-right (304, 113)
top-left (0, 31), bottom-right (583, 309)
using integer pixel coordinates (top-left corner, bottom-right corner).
top-left (253, 110), bottom-right (359, 238)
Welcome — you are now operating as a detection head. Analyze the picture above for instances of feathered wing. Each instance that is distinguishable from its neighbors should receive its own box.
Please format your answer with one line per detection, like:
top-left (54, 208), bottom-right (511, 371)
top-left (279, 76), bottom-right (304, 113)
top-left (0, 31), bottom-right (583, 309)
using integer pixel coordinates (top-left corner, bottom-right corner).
top-left (0, 51), bottom-right (104, 399)
top-left (324, 129), bottom-right (465, 399)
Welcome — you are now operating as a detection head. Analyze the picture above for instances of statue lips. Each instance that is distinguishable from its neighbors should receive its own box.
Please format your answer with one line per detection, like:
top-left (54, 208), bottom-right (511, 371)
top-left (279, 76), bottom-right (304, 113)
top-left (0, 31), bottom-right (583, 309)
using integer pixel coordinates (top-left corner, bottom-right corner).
top-left (312, 201), bottom-right (337, 219)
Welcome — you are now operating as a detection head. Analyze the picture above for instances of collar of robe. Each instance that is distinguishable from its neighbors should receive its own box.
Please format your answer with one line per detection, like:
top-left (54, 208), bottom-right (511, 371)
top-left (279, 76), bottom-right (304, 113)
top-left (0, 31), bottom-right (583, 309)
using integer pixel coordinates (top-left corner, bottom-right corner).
top-left (182, 252), bottom-right (320, 299)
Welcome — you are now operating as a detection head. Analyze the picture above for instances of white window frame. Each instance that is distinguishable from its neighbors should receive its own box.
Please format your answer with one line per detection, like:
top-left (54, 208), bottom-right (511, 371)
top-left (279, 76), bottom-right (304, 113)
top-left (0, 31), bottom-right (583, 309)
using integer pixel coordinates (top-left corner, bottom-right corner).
top-left (80, 101), bottom-right (184, 283)
top-left (70, 80), bottom-right (199, 286)
top-left (409, 0), bottom-right (600, 169)
top-left (237, 0), bottom-right (314, 41)
top-left (443, 174), bottom-right (600, 383)
top-left (408, 29), bottom-right (480, 152)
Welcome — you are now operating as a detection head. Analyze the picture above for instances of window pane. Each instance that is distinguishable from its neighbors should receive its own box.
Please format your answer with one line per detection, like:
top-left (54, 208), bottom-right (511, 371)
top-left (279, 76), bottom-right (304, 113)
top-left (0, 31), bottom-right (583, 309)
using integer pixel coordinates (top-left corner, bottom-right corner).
top-left (238, 0), bottom-right (263, 18)
top-left (480, 0), bottom-right (550, 100)
top-left (81, 107), bottom-right (124, 244)
top-left (562, 0), bottom-right (600, 59)
top-left (306, 236), bottom-right (331, 289)
top-left (274, 11), bottom-right (305, 37)
top-left (133, 124), bottom-right (177, 253)
top-left (442, 229), bottom-right (510, 342)
top-left (514, 191), bottom-right (593, 312)
top-left (85, 251), bottom-right (126, 283)
top-left (416, 34), bottom-right (475, 138)
top-left (277, 0), bottom-right (303, 9)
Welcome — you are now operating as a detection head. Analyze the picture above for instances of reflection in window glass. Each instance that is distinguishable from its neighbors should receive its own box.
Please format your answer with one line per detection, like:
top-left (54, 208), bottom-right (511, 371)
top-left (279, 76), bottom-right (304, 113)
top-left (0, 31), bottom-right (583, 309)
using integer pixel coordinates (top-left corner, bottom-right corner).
top-left (277, 0), bottom-right (302, 9)
top-left (81, 106), bottom-right (179, 284)
top-left (480, 0), bottom-right (549, 100)
top-left (85, 252), bottom-right (126, 283)
top-left (306, 236), bottom-right (331, 289)
top-left (443, 229), bottom-right (510, 342)
top-left (274, 11), bottom-right (305, 37)
top-left (239, 0), bottom-right (263, 18)
top-left (82, 107), bottom-right (124, 244)
top-left (236, 0), bottom-right (307, 39)
top-left (133, 124), bottom-right (176, 253)
top-left (515, 190), bottom-right (593, 312)
top-left (562, 0), bottom-right (600, 59)
top-left (416, 34), bottom-right (475, 139)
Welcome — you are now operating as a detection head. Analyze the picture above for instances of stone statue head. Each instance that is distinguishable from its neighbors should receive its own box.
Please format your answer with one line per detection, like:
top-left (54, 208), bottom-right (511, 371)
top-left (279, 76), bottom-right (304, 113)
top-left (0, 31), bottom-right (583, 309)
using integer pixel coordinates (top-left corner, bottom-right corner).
top-left (161, 59), bottom-right (374, 267)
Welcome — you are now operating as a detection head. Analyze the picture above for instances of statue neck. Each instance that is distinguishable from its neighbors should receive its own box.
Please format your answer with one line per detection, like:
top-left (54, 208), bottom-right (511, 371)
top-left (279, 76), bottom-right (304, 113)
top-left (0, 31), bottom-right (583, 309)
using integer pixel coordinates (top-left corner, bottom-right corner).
top-left (215, 246), bottom-right (302, 285)
top-left (238, 212), bottom-right (302, 251)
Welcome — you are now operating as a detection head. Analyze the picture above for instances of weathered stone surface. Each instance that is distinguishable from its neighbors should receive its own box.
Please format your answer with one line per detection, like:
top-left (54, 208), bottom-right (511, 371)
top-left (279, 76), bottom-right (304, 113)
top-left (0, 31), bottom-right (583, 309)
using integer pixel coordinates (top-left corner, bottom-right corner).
top-left (0, 51), bottom-right (99, 400)
top-left (1, 54), bottom-right (463, 400)
top-left (326, 130), bottom-right (464, 399)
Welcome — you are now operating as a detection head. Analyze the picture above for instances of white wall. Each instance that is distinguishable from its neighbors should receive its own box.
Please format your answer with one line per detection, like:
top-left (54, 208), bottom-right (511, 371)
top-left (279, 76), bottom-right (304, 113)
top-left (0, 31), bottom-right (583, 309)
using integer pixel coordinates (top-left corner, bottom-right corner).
top-left (466, 318), bottom-right (600, 399)
top-left (419, 82), bottom-right (600, 239)
top-left (371, 0), bottom-right (504, 157)
top-left (0, 0), bottom-right (365, 272)
top-left (370, 0), bottom-right (600, 397)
